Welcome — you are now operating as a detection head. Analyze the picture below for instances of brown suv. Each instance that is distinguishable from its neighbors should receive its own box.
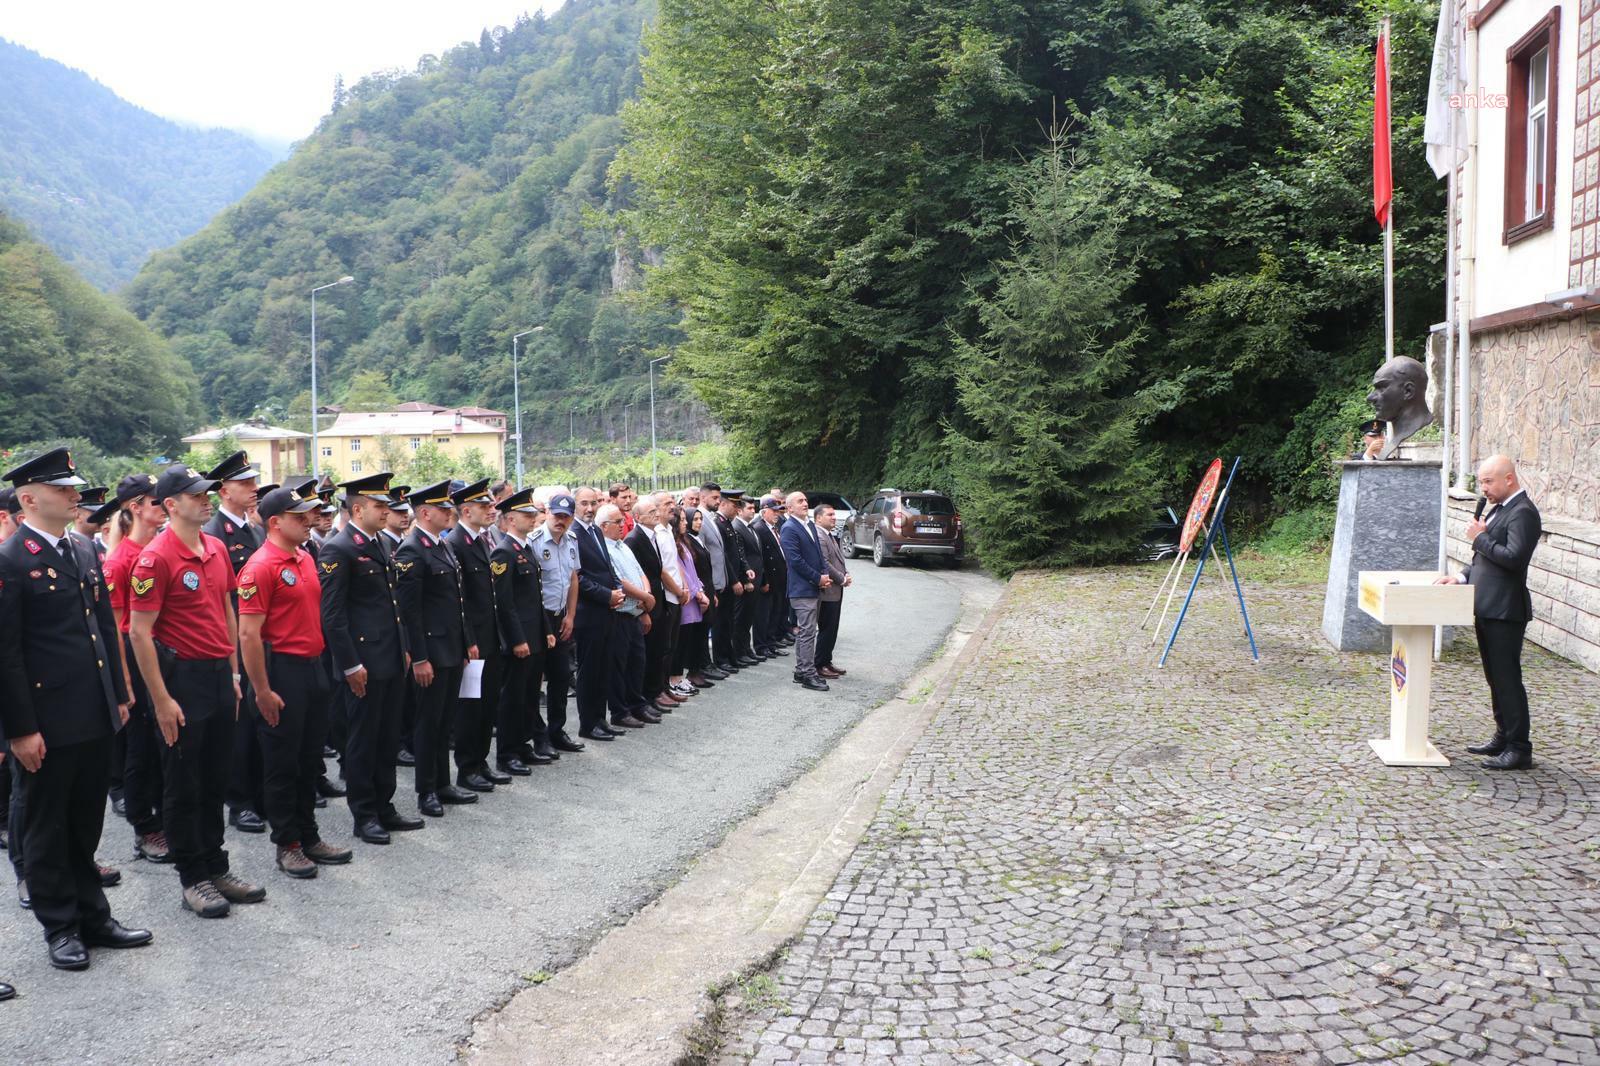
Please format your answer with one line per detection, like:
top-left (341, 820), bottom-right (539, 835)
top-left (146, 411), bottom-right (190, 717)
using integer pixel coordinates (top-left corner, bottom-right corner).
top-left (842, 489), bottom-right (964, 567)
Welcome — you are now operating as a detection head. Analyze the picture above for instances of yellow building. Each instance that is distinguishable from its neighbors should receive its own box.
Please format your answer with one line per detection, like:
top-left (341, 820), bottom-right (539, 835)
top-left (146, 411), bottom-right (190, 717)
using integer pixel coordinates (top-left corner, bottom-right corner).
top-left (316, 409), bottom-right (506, 480)
top-left (182, 421), bottom-right (309, 484)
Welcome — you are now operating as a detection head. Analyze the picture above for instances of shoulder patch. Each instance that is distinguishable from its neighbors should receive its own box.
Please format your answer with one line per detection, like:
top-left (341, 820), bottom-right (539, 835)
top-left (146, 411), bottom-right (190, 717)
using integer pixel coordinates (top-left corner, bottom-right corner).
top-left (320, 561), bottom-right (339, 574)
top-left (237, 584), bottom-right (258, 601)
top-left (131, 575), bottom-right (154, 597)
top-left (490, 561), bottom-right (508, 576)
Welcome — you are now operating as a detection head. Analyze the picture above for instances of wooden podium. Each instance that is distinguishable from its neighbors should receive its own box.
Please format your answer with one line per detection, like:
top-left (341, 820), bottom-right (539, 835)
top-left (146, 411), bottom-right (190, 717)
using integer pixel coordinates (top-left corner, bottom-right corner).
top-left (1357, 571), bottom-right (1476, 767)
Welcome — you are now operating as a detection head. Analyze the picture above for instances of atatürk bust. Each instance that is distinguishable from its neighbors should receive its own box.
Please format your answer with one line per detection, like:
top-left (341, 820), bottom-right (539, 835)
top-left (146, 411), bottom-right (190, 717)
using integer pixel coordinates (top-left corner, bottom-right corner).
top-left (1366, 356), bottom-right (1432, 460)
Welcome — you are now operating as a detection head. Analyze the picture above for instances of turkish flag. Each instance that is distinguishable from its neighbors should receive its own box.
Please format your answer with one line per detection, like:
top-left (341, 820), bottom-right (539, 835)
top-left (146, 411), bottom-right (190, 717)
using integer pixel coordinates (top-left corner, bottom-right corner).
top-left (1374, 27), bottom-right (1392, 227)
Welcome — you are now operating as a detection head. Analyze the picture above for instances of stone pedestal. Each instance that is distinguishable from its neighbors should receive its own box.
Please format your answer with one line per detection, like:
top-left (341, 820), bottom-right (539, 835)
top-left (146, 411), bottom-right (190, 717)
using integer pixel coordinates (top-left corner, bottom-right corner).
top-left (1321, 460), bottom-right (1444, 652)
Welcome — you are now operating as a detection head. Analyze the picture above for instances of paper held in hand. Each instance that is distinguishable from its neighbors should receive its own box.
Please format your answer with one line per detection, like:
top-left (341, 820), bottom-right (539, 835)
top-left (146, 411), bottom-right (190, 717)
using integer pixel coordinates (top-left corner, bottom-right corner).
top-left (459, 659), bottom-right (485, 699)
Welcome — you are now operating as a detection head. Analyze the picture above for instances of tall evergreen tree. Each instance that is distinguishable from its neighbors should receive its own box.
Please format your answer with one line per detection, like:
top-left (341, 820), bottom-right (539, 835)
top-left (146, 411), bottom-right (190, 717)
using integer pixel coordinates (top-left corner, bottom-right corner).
top-left (948, 133), bottom-right (1156, 574)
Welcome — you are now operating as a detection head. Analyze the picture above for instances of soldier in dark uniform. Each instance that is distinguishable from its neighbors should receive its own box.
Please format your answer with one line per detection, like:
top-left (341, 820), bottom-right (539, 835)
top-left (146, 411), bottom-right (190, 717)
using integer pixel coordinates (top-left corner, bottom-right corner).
top-left (380, 488), bottom-right (418, 767)
top-left (395, 481), bottom-right (480, 819)
top-left (491, 490), bottom-right (557, 773)
top-left (201, 450), bottom-right (269, 836)
top-left (71, 486), bottom-right (109, 560)
top-left (445, 479), bottom-right (509, 793)
top-left (0, 448), bottom-right (152, 970)
top-left (317, 473), bottom-right (421, 846)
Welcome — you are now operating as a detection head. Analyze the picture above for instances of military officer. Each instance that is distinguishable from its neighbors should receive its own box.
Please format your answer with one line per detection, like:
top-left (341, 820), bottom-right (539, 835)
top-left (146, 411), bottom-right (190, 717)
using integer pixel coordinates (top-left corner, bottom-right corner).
top-left (0, 448), bottom-right (151, 970)
top-left (380, 487), bottom-right (418, 766)
top-left (446, 479), bottom-right (509, 793)
top-left (395, 480), bottom-right (479, 818)
top-left (492, 490), bottom-right (558, 773)
top-left (317, 473), bottom-right (420, 845)
top-left (202, 450), bottom-right (269, 836)
top-left (237, 486), bottom-right (353, 878)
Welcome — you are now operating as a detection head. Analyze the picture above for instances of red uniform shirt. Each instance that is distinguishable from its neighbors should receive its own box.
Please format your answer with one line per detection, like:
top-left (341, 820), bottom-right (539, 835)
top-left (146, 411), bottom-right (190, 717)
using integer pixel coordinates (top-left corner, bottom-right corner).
top-left (236, 540), bottom-right (324, 657)
top-left (103, 535), bottom-right (148, 634)
top-left (129, 528), bottom-right (235, 660)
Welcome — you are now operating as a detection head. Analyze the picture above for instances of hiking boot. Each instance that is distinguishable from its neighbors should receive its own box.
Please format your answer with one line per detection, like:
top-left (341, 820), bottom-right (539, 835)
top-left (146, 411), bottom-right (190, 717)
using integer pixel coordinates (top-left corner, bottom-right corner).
top-left (135, 831), bottom-right (172, 863)
top-left (275, 846), bottom-right (317, 880)
top-left (182, 880), bottom-right (230, 919)
top-left (303, 840), bottom-right (353, 865)
top-left (212, 871), bottom-right (266, 904)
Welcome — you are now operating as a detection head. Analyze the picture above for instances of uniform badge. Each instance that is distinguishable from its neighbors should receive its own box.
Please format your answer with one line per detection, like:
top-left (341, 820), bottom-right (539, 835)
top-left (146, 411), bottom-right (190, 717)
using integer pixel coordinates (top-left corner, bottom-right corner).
top-left (280, 567), bottom-right (298, 586)
top-left (28, 569), bottom-right (42, 579)
top-left (353, 532), bottom-right (366, 545)
top-left (516, 553), bottom-right (527, 564)
top-left (320, 561), bottom-right (339, 574)
top-left (238, 584), bottom-right (258, 601)
top-left (182, 570), bottom-right (201, 591)
top-left (542, 548), bottom-right (551, 560)
top-left (23, 539), bottom-right (40, 555)
top-left (490, 561), bottom-right (508, 576)
top-left (131, 575), bottom-right (154, 596)
top-left (105, 579), bottom-right (116, 592)
top-left (224, 522), bottom-right (234, 534)
top-left (396, 560), bottom-right (413, 572)
top-left (46, 567), bottom-right (57, 579)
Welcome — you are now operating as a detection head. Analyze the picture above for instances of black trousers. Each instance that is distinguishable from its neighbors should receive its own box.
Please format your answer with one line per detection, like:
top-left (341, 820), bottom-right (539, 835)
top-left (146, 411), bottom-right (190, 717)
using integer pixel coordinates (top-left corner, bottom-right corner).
top-left (608, 613), bottom-right (648, 720)
top-left (574, 619), bottom-right (612, 733)
top-left (344, 672), bottom-right (403, 825)
top-left (498, 652), bottom-right (549, 760)
top-left (758, 588), bottom-right (786, 650)
top-left (736, 588), bottom-right (763, 658)
top-left (455, 648), bottom-right (502, 775)
top-left (120, 633), bottom-right (164, 836)
top-left (677, 619), bottom-right (710, 674)
top-left (226, 676), bottom-right (265, 816)
top-left (712, 588), bottom-right (736, 665)
top-left (542, 613), bottom-right (574, 739)
top-left (816, 599), bottom-right (842, 668)
top-left (257, 654), bottom-right (331, 848)
top-left (160, 659), bottom-right (236, 888)
top-left (645, 602), bottom-right (681, 697)
top-left (16, 734), bottom-right (115, 941)
top-left (412, 663), bottom-right (464, 796)
top-left (5, 758), bottom-right (23, 881)
top-left (108, 727), bottom-right (126, 800)
top-left (1476, 619), bottom-right (1532, 754)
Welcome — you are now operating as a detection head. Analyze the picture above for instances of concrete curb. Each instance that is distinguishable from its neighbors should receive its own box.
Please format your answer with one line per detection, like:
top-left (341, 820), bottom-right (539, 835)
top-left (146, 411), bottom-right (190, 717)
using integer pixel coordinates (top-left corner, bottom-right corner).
top-left (463, 572), bottom-right (1011, 1065)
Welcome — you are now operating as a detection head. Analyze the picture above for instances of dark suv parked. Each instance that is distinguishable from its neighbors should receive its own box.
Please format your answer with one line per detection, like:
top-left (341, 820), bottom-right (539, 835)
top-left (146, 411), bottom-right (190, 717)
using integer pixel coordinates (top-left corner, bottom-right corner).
top-left (842, 489), bottom-right (964, 567)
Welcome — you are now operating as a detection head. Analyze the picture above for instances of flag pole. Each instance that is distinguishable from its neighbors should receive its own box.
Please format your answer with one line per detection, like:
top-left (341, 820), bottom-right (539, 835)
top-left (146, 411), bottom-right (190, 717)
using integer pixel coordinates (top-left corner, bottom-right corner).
top-left (1382, 15), bottom-right (1395, 364)
top-left (1436, 0), bottom-right (1458, 660)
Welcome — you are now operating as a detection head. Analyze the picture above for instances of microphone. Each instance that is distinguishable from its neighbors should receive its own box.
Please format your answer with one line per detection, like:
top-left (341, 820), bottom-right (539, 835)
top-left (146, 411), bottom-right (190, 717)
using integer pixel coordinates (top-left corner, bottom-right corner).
top-left (1474, 496), bottom-right (1487, 521)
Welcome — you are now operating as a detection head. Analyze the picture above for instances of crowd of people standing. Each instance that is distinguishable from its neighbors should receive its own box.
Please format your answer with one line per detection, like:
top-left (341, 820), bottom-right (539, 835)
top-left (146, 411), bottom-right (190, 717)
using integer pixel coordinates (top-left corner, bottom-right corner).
top-left (0, 446), bottom-right (852, 995)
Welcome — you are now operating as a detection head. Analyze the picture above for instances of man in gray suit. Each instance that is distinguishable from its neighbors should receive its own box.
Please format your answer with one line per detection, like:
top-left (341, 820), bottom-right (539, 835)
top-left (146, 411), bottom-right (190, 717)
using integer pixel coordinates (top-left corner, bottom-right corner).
top-left (697, 484), bottom-right (734, 677)
top-left (814, 503), bottom-right (851, 679)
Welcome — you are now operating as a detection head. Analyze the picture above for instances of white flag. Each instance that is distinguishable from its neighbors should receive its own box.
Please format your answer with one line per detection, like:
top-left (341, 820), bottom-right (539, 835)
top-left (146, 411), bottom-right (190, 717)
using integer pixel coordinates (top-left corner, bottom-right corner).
top-left (1424, 0), bottom-right (1465, 179)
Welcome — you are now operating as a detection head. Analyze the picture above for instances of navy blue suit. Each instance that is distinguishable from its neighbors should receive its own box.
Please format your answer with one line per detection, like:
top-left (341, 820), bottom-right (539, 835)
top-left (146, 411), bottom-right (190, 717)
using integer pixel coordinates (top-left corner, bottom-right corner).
top-left (781, 516), bottom-right (825, 600)
top-left (572, 521), bottom-right (619, 733)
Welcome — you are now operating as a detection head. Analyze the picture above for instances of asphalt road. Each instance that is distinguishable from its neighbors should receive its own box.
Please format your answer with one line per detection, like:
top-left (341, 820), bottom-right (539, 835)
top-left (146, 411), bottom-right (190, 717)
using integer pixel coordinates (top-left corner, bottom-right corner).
top-left (0, 561), bottom-right (970, 1065)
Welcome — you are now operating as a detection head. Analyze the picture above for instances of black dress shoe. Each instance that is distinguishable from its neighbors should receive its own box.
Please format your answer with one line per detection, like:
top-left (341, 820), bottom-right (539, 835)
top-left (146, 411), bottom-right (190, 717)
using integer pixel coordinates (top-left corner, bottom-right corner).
top-left (1466, 737), bottom-right (1506, 756)
top-left (417, 793), bottom-right (446, 817)
top-left (552, 734), bottom-right (586, 753)
top-left (795, 674), bottom-right (830, 691)
top-left (48, 935), bottom-right (89, 971)
top-left (714, 662), bottom-right (739, 674)
top-left (638, 708), bottom-right (664, 724)
top-left (497, 758), bottom-right (533, 776)
top-left (579, 728), bottom-right (616, 741)
top-left (438, 785), bottom-right (479, 804)
top-left (229, 808), bottom-right (267, 834)
top-left (355, 820), bottom-right (392, 845)
top-left (482, 765), bottom-right (513, 785)
top-left (1483, 749), bottom-right (1533, 771)
top-left (769, 646), bottom-right (790, 657)
top-left (98, 864), bottom-right (121, 887)
top-left (0, 827), bottom-right (7, 851)
top-left (314, 795), bottom-right (328, 808)
top-left (703, 668), bottom-right (730, 680)
top-left (82, 920), bottom-right (153, 949)
top-left (396, 747), bottom-right (416, 767)
top-left (316, 775), bottom-right (348, 797)
top-left (378, 810), bottom-right (424, 831)
top-left (736, 657), bottom-right (761, 667)
top-left (612, 716), bottom-right (646, 729)
top-left (526, 749), bottom-right (554, 764)
top-left (458, 773), bottom-right (496, 793)
top-left (533, 741), bottom-right (559, 761)
top-left (0, 979), bottom-right (13, 1001)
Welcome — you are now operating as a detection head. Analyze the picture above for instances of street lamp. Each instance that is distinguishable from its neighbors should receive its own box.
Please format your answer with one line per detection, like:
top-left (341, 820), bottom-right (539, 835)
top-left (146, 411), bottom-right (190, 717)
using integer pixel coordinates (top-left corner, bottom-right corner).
top-left (309, 275), bottom-right (355, 475)
top-left (511, 325), bottom-right (543, 486)
top-left (649, 354), bottom-right (673, 491)
top-left (623, 402), bottom-right (636, 454)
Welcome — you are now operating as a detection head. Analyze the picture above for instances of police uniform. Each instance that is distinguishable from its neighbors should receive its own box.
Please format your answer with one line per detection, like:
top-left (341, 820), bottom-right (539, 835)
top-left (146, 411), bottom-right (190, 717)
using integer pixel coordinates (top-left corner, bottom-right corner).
top-left (395, 481), bottom-right (476, 817)
top-left (444, 480), bottom-right (508, 792)
top-left (491, 490), bottom-right (555, 771)
top-left (317, 473), bottom-right (417, 844)
top-left (530, 498), bottom-right (583, 751)
top-left (202, 450), bottom-right (269, 835)
top-left (0, 448), bottom-right (149, 968)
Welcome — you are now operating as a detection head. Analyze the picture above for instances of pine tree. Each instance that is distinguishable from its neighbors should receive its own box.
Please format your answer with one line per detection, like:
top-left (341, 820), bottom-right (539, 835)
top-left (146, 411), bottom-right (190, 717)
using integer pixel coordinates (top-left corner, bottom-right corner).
top-left (947, 128), bottom-right (1157, 575)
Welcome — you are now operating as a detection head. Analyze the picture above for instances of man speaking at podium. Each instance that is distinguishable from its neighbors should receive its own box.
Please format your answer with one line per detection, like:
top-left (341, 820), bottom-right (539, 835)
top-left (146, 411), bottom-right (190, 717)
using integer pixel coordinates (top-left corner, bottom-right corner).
top-left (1435, 455), bottom-right (1542, 770)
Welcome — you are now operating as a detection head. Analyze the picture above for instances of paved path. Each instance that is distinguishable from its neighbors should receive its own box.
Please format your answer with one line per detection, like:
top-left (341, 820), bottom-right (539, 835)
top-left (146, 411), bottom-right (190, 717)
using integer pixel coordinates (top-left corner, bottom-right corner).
top-left (0, 564), bottom-right (966, 1066)
top-left (716, 566), bottom-right (1600, 1066)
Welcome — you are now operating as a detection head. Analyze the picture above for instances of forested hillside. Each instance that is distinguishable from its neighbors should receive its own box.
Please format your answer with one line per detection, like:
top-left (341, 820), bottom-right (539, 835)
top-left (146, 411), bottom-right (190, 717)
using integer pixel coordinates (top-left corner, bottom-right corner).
top-left (124, 0), bottom-right (680, 448)
top-left (0, 39), bottom-right (277, 291)
top-left (616, 0), bottom-right (1446, 570)
top-left (0, 212), bottom-right (199, 454)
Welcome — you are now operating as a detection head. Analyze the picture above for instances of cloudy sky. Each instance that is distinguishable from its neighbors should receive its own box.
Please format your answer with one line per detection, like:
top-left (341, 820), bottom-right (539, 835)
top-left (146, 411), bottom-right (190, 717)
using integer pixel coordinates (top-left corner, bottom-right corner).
top-left (2, 0), bottom-right (564, 144)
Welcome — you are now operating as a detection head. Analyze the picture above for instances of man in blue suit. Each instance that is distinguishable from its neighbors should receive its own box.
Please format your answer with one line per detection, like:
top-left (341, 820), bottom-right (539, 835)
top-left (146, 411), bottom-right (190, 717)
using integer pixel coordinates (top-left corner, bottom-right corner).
top-left (779, 492), bottom-right (831, 692)
top-left (569, 488), bottom-right (625, 741)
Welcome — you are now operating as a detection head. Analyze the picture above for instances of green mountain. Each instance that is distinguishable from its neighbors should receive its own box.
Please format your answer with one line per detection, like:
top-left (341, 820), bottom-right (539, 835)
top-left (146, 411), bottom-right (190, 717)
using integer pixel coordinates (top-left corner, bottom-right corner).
top-left (124, 0), bottom-right (681, 454)
top-left (0, 212), bottom-right (199, 454)
top-left (0, 38), bottom-right (278, 291)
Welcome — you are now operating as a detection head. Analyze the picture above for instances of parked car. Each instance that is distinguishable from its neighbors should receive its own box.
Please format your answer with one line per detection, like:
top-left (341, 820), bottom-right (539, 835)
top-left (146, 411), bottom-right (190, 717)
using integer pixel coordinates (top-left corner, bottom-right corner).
top-left (1139, 507), bottom-right (1182, 562)
top-left (800, 491), bottom-right (855, 530)
top-left (843, 489), bottom-right (964, 567)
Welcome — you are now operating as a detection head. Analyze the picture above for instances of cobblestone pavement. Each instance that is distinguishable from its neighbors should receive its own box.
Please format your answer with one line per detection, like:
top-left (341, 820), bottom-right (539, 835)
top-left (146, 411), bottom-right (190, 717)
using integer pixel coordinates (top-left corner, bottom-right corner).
top-left (716, 566), bottom-right (1600, 1066)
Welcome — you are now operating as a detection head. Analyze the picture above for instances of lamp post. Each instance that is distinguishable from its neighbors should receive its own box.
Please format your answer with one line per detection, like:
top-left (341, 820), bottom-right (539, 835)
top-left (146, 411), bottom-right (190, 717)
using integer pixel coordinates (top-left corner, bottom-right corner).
top-left (511, 325), bottom-right (543, 486)
top-left (309, 275), bottom-right (355, 475)
top-left (623, 402), bottom-right (635, 454)
top-left (649, 354), bottom-right (673, 491)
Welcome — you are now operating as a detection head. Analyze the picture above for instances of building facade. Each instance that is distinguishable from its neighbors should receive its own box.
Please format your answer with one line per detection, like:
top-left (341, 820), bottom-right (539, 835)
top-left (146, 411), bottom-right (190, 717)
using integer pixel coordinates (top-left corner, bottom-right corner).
top-left (1444, 0), bottom-right (1600, 671)
top-left (181, 421), bottom-right (309, 484)
top-left (315, 408), bottom-right (506, 480)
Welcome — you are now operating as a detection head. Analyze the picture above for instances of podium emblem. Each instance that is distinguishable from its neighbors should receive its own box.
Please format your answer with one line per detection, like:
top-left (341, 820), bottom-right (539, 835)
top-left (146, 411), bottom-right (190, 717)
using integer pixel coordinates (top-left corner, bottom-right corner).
top-left (1391, 647), bottom-right (1407, 694)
